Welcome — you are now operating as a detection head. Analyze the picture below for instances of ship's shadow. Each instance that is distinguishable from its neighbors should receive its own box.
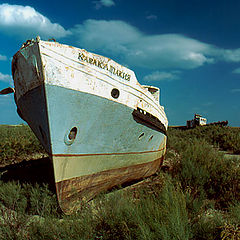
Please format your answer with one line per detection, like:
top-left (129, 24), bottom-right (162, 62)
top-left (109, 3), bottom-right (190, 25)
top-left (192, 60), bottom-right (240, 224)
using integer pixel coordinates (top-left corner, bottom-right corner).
top-left (0, 157), bottom-right (56, 192)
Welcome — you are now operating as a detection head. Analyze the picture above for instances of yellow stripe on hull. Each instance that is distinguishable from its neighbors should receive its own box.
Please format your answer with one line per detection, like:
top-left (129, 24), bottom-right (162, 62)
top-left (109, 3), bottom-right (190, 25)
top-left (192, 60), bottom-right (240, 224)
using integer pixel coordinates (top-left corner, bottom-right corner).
top-left (52, 148), bottom-right (166, 183)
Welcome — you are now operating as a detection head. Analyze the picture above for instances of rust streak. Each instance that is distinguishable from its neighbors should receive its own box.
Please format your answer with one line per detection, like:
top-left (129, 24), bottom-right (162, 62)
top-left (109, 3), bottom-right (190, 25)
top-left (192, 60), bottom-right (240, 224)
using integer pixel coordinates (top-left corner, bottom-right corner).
top-left (52, 148), bottom-right (165, 157)
top-left (56, 156), bottom-right (164, 214)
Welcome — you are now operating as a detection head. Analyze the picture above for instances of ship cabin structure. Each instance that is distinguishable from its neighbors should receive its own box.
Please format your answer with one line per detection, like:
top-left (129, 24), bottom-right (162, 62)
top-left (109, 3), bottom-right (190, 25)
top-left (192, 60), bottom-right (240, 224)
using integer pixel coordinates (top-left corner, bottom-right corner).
top-left (187, 114), bottom-right (207, 129)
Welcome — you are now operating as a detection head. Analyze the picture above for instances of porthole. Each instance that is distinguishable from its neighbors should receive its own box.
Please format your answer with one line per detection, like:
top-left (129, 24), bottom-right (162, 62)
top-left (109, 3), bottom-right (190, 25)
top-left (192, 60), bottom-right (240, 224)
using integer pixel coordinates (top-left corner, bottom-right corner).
top-left (111, 88), bottom-right (120, 99)
top-left (138, 132), bottom-right (145, 140)
top-left (64, 127), bottom-right (78, 145)
top-left (68, 127), bottom-right (77, 140)
top-left (148, 135), bottom-right (154, 142)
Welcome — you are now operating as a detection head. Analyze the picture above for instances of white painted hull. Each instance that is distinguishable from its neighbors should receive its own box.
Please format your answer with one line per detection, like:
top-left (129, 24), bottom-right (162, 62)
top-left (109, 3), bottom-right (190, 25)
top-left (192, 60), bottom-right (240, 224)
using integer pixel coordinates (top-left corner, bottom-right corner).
top-left (12, 37), bottom-right (168, 213)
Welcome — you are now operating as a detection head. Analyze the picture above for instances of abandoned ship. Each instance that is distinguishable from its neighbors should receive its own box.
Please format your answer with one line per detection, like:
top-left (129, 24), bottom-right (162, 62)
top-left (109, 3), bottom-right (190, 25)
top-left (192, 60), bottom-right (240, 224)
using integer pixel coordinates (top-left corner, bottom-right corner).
top-left (1, 37), bottom-right (168, 213)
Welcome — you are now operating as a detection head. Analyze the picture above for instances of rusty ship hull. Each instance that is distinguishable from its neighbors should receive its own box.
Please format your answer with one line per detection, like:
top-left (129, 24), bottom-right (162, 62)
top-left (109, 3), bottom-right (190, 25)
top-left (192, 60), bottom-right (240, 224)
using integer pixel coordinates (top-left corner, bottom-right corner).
top-left (12, 37), bottom-right (168, 213)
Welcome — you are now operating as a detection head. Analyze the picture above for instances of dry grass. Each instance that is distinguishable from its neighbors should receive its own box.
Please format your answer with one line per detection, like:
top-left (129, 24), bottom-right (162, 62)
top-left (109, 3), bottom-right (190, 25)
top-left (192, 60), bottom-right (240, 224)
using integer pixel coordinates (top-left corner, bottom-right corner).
top-left (0, 125), bottom-right (239, 239)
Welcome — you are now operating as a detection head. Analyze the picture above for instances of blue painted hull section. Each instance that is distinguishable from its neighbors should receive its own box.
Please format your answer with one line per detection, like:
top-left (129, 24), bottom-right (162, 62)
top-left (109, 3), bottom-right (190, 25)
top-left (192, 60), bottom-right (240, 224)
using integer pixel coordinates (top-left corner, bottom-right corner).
top-left (44, 84), bottom-right (165, 155)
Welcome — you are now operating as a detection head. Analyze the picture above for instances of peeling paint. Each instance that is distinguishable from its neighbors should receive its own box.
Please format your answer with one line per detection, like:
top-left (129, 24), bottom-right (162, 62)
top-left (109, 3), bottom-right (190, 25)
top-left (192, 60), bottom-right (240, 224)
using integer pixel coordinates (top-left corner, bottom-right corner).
top-left (12, 37), bottom-right (168, 214)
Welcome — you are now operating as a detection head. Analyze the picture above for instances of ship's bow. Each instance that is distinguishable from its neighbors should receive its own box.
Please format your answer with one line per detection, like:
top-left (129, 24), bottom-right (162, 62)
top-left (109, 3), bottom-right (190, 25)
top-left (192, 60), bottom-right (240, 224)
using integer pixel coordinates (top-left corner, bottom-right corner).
top-left (12, 39), bottom-right (52, 154)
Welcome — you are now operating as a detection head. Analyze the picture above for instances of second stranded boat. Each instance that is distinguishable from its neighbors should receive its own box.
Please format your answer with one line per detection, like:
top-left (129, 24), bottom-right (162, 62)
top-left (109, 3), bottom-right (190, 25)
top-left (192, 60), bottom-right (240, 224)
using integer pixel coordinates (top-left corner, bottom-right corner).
top-left (11, 37), bottom-right (168, 213)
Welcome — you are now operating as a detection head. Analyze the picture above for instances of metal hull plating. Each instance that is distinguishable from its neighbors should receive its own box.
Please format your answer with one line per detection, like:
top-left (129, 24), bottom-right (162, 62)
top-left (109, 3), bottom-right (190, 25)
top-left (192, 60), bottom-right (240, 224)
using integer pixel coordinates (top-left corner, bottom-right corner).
top-left (12, 38), bottom-right (168, 213)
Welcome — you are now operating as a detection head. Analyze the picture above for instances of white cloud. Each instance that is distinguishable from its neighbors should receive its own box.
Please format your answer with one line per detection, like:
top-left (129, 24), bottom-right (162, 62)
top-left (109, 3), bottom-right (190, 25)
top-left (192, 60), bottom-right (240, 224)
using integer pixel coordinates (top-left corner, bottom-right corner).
top-left (93, 0), bottom-right (115, 9)
top-left (146, 14), bottom-right (158, 20)
top-left (143, 71), bottom-right (180, 82)
top-left (232, 67), bottom-right (240, 74)
top-left (0, 94), bottom-right (11, 99)
top-left (2, 6), bottom-right (239, 73)
top-left (220, 49), bottom-right (240, 62)
top-left (0, 54), bottom-right (7, 61)
top-left (101, 0), bottom-right (115, 7)
top-left (71, 20), bottom-right (215, 70)
top-left (126, 34), bottom-right (214, 69)
top-left (207, 47), bottom-right (240, 64)
top-left (0, 4), bottom-right (70, 39)
top-left (0, 72), bottom-right (11, 83)
top-left (231, 89), bottom-right (240, 93)
top-left (71, 20), bottom-right (141, 56)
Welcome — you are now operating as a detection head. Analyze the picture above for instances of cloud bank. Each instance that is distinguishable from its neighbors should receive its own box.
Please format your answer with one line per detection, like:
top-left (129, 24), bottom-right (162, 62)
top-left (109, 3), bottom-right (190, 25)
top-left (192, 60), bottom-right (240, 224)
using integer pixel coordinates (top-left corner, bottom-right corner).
top-left (1, 3), bottom-right (240, 81)
top-left (100, 0), bottom-right (115, 7)
top-left (93, 0), bottom-right (115, 9)
top-left (231, 89), bottom-right (240, 93)
top-left (143, 71), bottom-right (180, 82)
top-left (0, 54), bottom-right (7, 61)
top-left (71, 20), bottom-right (141, 56)
top-left (146, 14), bottom-right (158, 20)
top-left (0, 4), bottom-right (70, 39)
top-left (232, 67), bottom-right (240, 74)
top-left (0, 72), bottom-right (11, 83)
top-left (70, 19), bottom-right (240, 75)
top-left (71, 19), bottom-right (215, 70)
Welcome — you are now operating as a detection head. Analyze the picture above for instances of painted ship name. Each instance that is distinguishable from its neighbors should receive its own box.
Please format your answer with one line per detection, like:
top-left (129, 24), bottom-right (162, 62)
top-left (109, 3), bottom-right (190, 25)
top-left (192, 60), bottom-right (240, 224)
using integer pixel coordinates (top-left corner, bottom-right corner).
top-left (78, 52), bottom-right (131, 81)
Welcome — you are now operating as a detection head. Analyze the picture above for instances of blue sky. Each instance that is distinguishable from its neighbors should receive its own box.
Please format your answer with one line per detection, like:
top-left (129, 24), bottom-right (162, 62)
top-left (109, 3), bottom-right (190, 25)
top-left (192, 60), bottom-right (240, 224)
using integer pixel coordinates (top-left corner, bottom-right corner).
top-left (0, 0), bottom-right (239, 126)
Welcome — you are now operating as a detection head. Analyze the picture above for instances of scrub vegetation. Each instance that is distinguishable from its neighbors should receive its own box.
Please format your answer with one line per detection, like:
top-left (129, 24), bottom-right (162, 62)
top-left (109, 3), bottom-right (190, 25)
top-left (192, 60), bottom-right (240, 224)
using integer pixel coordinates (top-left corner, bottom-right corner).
top-left (0, 125), bottom-right (46, 166)
top-left (0, 125), bottom-right (239, 239)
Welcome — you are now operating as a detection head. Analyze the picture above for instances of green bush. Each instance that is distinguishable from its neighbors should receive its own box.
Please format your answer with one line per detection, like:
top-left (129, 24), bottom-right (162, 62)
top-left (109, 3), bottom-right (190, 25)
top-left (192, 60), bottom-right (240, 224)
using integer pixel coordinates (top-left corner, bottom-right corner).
top-left (0, 124), bottom-right (239, 239)
top-left (191, 208), bottom-right (224, 240)
top-left (227, 202), bottom-right (240, 224)
top-left (168, 126), bottom-right (240, 154)
top-left (0, 125), bottom-right (46, 165)
top-left (0, 181), bottom-right (58, 217)
top-left (169, 137), bottom-right (240, 209)
top-left (25, 176), bottom-right (192, 240)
